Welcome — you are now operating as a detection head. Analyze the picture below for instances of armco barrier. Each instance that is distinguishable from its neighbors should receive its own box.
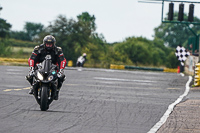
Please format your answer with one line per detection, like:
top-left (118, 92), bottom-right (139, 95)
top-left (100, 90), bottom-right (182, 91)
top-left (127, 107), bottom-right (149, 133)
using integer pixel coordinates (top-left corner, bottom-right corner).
top-left (0, 58), bottom-right (178, 73)
top-left (110, 64), bottom-right (177, 73)
top-left (163, 68), bottom-right (178, 73)
top-left (67, 60), bottom-right (73, 67)
top-left (125, 66), bottom-right (164, 71)
top-left (0, 57), bottom-right (27, 63)
top-left (0, 57), bottom-right (74, 67)
top-left (110, 64), bottom-right (125, 69)
top-left (194, 63), bottom-right (200, 86)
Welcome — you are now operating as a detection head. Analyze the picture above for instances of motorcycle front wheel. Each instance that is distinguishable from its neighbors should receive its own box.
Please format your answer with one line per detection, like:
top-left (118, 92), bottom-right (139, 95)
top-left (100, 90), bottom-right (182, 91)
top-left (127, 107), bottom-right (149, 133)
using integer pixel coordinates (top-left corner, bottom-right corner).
top-left (40, 86), bottom-right (49, 111)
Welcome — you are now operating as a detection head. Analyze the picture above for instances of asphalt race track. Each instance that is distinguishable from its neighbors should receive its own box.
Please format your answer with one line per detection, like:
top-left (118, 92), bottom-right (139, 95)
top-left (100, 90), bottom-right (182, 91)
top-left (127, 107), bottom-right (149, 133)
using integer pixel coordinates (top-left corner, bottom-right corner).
top-left (0, 66), bottom-right (189, 133)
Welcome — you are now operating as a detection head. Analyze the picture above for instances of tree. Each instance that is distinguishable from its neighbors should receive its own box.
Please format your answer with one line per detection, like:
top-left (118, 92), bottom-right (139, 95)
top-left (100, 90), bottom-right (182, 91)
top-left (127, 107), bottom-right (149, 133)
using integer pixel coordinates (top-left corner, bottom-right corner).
top-left (0, 6), bottom-right (12, 56)
top-left (112, 37), bottom-right (173, 66)
top-left (41, 13), bottom-right (102, 63)
top-left (81, 33), bottom-right (107, 67)
top-left (10, 22), bottom-right (44, 41)
top-left (9, 31), bottom-right (30, 41)
top-left (114, 37), bottom-right (153, 66)
top-left (0, 18), bottom-right (11, 38)
top-left (44, 14), bottom-right (92, 62)
top-left (166, 51), bottom-right (179, 68)
top-left (0, 38), bottom-right (11, 56)
top-left (24, 22), bottom-right (44, 41)
top-left (154, 12), bottom-right (200, 48)
top-left (77, 12), bottom-right (96, 32)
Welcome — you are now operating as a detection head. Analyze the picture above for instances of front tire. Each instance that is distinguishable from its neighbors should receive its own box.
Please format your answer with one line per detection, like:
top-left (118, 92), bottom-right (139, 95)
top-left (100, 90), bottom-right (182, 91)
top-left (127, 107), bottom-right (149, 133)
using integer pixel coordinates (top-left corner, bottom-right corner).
top-left (40, 86), bottom-right (48, 111)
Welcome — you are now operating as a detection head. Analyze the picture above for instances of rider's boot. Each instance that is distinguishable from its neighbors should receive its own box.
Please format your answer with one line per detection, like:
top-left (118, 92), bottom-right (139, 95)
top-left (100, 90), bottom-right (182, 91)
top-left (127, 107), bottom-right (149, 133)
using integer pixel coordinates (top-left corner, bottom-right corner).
top-left (28, 86), bottom-right (34, 95)
top-left (54, 82), bottom-right (62, 100)
top-left (54, 75), bottom-right (65, 100)
top-left (26, 74), bottom-right (34, 95)
top-left (54, 90), bottom-right (59, 100)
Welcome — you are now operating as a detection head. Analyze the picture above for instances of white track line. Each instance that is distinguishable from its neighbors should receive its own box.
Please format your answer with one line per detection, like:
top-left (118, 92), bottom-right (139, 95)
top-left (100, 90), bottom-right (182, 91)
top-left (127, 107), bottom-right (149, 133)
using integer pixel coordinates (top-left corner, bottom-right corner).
top-left (147, 76), bottom-right (192, 133)
top-left (94, 77), bottom-right (156, 83)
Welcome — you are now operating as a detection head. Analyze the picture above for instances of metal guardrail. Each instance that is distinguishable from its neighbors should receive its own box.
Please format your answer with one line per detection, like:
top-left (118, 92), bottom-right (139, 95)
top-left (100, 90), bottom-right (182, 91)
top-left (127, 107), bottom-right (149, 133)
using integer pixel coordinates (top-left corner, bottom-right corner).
top-left (194, 63), bottom-right (200, 86)
top-left (0, 58), bottom-right (178, 73)
top-left (125, 66), bottom-right (163, 71)
top-left (0, 57), bottom-right (27, 63)
top-left (0, 58), bottom-right (74, 67)
top-left (110, 64), bottom-right (125, 69)
top-left (110, 64), bottom-right (178, 73)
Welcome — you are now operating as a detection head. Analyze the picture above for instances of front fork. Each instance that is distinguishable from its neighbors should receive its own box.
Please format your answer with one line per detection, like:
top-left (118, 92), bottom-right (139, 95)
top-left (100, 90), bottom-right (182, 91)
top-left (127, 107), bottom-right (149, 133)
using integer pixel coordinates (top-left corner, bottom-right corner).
top-left (33, 80), bottom-right (57, 105)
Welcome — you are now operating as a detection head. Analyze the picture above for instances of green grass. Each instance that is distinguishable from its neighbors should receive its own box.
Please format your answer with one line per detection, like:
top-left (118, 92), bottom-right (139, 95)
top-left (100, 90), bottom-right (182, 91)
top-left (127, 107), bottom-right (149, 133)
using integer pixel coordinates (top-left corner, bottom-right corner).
top-left (1, 47), bottom-right (33, 58)
top-left (12, 47), bottom-right (33, 53)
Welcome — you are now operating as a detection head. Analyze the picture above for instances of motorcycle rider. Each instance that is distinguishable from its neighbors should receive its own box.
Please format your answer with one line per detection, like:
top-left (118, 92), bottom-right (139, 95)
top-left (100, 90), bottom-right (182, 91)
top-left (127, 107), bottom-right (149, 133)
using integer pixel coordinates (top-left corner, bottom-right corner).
top-left (26, 35), bottom-right (67, 100)
top-left (76, 53), bottom-right (87, 67)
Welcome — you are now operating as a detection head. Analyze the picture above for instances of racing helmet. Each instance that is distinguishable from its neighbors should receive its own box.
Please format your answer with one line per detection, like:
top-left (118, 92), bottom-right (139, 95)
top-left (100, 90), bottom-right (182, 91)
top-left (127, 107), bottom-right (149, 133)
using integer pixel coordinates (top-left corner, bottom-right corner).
top-left (43, 35), bottom-right (56, 51)
top-left (83, 53), bottom-right (87, 57)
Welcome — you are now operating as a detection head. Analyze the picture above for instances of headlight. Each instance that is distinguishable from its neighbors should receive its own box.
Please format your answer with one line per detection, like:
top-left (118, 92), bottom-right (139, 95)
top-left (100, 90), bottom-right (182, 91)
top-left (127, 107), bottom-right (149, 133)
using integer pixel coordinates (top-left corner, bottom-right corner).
top-left (48, 75), bottom-right (54, 81)
top-left (37, 72), bottom-right (43, 80)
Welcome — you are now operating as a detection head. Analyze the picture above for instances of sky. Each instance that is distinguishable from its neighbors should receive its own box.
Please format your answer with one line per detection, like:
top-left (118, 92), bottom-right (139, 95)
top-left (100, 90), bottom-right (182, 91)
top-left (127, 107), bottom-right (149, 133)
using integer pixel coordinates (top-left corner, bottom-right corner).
top-left (1, 0), bottom-right (200, 43)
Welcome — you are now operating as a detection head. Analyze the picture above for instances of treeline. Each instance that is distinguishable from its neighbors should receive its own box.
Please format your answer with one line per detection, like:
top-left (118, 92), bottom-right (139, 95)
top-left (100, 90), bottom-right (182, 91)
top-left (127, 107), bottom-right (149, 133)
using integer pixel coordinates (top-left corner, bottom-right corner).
top-left (111, 37), bottom-right (179, 68)
top-left (2, 10), bottom-right (199, 68)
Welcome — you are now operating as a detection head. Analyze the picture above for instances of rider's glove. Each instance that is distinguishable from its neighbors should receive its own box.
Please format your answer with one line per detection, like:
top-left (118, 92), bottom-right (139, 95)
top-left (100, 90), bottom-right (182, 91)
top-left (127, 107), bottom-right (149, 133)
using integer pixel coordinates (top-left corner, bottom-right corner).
top-left (29, 67), bottom-right (34, 76)
top-left (57, 69), bottom-right (64, 78)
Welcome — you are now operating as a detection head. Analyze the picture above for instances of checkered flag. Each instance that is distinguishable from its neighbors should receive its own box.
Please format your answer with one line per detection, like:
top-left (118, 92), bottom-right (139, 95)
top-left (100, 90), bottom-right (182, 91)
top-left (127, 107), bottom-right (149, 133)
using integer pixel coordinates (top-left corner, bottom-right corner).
top-left (175, 46), bottom-right (190, 66)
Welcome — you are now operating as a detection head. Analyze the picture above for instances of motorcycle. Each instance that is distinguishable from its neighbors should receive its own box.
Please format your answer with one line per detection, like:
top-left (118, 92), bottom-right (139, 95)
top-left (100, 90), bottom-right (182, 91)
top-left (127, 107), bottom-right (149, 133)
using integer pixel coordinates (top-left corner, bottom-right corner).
top-left (31, 55), bottom-right (59, 111)
top-left (76, 56), bottom-right (86, 67)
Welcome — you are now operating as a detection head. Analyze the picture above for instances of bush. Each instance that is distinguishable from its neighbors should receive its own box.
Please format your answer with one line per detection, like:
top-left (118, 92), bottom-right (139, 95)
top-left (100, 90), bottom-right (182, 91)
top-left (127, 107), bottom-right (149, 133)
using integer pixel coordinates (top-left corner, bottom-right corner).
top-left (0, 39), bottom-right (12, 56)
top-left (9, 38), bottom-right (37, 47)
top-left (166, 51), bottom-right (179, 68)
